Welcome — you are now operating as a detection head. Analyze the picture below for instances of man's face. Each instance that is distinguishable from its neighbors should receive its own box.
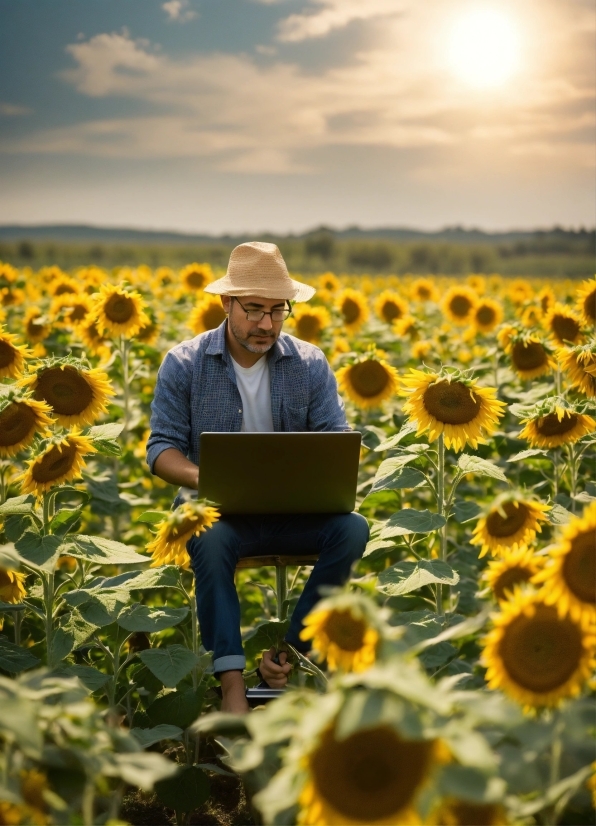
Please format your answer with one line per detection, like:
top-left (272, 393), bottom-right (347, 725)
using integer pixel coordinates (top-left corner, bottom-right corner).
top-left (222, 295), bottom-right (288, 355)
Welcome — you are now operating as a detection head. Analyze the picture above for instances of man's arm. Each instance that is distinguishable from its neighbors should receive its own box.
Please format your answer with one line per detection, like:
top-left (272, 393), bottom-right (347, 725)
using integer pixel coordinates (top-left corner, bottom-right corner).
top-left (153, 448), bottom-right (199, 490)
top-left (308, 350), bottom-right (350, 431)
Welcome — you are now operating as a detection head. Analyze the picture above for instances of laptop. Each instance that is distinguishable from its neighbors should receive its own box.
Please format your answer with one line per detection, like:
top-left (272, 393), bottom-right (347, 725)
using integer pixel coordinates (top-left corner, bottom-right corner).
top-left (198, 432), bottom-right (361, 514)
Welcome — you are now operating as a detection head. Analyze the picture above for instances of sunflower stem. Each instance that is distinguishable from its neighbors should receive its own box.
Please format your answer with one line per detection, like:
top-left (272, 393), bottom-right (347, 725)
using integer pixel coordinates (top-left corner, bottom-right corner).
top-left (567, 444), bottom-right (578, 512)
top-left (436, 434), bottom-right (447, 618)
top-left (119, 335), bottom-right (131, 436)
top-left (543, 715), bottom-right (564, 826)
top-left (43, 572), bottom-right (55, 668)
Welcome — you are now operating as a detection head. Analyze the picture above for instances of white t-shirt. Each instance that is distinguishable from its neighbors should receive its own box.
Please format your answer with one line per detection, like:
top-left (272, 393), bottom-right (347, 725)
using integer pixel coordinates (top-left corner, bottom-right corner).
top-left (231, 355), bottom-right (274, 432)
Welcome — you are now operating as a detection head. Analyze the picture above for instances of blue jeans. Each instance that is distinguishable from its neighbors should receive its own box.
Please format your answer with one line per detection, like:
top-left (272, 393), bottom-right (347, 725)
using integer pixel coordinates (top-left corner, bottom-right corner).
top-left (186, 512), bottom-right (369, 673)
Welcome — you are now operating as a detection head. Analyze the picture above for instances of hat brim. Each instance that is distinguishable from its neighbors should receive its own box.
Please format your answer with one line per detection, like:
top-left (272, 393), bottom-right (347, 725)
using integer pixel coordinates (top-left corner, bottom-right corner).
top-left (204, 276), bottom-right (315, 302)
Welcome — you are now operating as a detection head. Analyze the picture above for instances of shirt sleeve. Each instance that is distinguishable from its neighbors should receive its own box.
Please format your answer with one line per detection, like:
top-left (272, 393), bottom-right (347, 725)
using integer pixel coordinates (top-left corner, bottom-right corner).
top-left (146, 346), bottom-right (193, 473)
top-left (307, 351), bottom-right (351, 432)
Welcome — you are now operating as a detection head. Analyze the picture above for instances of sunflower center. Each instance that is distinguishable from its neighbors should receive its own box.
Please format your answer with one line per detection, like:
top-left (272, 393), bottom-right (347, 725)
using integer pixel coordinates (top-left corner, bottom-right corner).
top-left (0, 402), bottom-right (36, 447)
top-left (498, 605), bottom-right (583, 693)
top-left (381, 301), bottom-right (402, 322)
top-left (168, 516), bottom-right (202, 541)
top-left (493, 565), bottom-right (533, 601)
top-left (341, 298), bottom-right (361, 324)
top-left (536, 412), bottom-right (577, 436)
top-left (583, 289), bottom-right (596, 322)
top-left (417, 286), bottom-right (431, 300)
top-left (32, 443), bottom-right (77, 483)
top-left (310, 727), bottom-right (433, 821)
top-left (423, 381), bottom-right (481, 425)
top-left (27, 316), bottom-right (45, 338)
top-left (201, 305), bottom-right (226, 331)
top-left (562, 529), bottom-right (595, 604)
top-left (105, 293), bottom-right (135, 323)
top-left (68, 303), bottom-right (89, 322)
top-left (34, 367), bottom-right (93, 416)
top-left (348, 361), bottom-right (390, 399)
top-left (486, 502), bottom-right (529, 538)
top-left (186, 271), bottom-right (206, 289)
top-left (512, 341), bottom-right (546, 371)
top-left (0, 341), bottom-right (17, 369)
top-left (296, 315), bottom-right (322, 340)
top-left (476, 306), bottom-right (496, 326)
top-left (54, 284), bottom-right (76, 296)
top-left (449, 295), bottom-right (472, 318)
top-left (323, 610), bottom-right (367, 651)
top-left (551, 314), bottom-right (580, 343)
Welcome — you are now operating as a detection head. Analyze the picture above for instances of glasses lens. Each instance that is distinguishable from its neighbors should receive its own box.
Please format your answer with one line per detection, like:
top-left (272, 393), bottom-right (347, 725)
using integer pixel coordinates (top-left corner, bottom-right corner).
top-left (271, 310), bottom-right (289, 321)
top-left (246, 311), bottom-right (264, 321)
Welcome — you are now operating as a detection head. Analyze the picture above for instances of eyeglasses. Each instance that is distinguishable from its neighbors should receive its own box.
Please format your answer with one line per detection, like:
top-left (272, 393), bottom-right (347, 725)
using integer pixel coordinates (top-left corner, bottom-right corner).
top-left (232, 297), bottom-right (292, 322)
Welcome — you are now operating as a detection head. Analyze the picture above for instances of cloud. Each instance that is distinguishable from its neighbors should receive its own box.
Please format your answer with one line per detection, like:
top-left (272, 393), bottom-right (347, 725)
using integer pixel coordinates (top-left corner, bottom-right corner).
top-left (2, 1), bottom-right (593, 177)
top-left (277, 0), bottom-right (404, 42)
top-left (0, 102), bottom-right (32, 116)
top-left (162, 0), bottom-right (197, 23)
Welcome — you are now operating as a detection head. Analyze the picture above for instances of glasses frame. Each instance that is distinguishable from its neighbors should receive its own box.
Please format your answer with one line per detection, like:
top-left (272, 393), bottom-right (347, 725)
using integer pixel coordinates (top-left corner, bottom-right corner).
top-left (232, 296), bottom-right (292, 323)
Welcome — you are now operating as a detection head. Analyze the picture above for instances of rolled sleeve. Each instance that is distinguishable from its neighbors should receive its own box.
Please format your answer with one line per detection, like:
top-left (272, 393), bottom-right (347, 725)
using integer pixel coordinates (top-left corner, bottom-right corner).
top-left (147, 347), bottom-right (193, 473)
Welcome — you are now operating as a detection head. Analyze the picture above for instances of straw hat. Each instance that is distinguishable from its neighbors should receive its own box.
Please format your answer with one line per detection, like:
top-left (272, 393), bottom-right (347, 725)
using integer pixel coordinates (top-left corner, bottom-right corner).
top-left (204, 241), bottom-right (315, 302)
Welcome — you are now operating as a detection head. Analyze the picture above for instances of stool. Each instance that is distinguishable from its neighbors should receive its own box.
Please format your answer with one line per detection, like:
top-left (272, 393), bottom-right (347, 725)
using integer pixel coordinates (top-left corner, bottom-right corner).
top-left (235, 555), bottom-right (319, 620)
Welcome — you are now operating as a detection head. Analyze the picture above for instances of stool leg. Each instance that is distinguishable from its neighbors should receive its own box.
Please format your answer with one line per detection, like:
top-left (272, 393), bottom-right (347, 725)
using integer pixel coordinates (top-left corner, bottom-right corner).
top-left (276, 565), bottom-right (288, 621)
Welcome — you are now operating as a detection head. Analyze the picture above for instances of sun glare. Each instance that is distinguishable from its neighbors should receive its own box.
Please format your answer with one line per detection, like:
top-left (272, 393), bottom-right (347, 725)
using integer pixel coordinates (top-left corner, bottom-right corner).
top-left (448, 8), bottom-right (520, 89)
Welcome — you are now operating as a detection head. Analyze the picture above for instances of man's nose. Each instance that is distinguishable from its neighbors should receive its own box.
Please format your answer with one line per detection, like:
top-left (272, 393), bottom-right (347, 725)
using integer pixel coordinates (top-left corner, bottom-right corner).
top-left (258, 313), bottom-right (273, 330)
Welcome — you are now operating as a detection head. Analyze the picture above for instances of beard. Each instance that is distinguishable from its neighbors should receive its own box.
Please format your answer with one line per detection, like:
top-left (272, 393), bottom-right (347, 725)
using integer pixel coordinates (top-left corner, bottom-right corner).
top-left (228, 316), bottom-right (279, 354)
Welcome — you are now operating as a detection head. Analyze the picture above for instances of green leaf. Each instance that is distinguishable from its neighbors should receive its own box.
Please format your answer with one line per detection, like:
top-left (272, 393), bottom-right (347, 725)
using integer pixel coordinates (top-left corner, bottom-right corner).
top-left (147, 687), bottom-right (207, 729)
top-left (371, 466), bottom-right (427, 493)
top-left (108, 752), bottom-right (178, 791)
top-left (86, 423), bottom-right (123, 457)
top-left (362, 537), bottom-right (397, 559)
top-left (67, 535), bottom-right (149, 565)
top-left (154, 765), bottom-right (210, 814)
top-left (411, 609), bottom-right (490, 654)
top-left (0, 544), bottom-right (23, 571)
top-left (54, 664), bottom-right (110, 692)
top-left (438, 765), bottom-right (505, 803)
top-left (360, 425), bottom-right (387, 450)
top-left (371, 455), bottom-right (421, 490)
top-left (457, 454), bottom-right (508, 482)
top-left (125, 566), bottom-right (181, 590)
top-left (419, 641), bottom-right (457, 669)
top-left (15, 532), bottom-right (62, 574)
top-left (453, 500), bottom-right (483, 524)
top-left (50, 610), bottom-right (98, 662)
top-left (137, 511), bottom-right (169, 524)
top-left (374, 421), bottom-right (418, 451)
top-left (118, 605), bottom-right (189, 633)
top-left (0, 495), bottom-right (34, 516)
top-left (507, 448), bottom-right (548, 462)
top-left (379, 509), bottom-right (446, 538)
top-left (0, 634), bottom-right (41, 673)
top-left (131, 725), bottom-right (184, 748)
top-left (242, 619), bottom-right (290, 662)
top-left (139, 645), bottom-right (200, 688)
top-left (549, 503), bottom-right (572, 525)
top-left (377, 560), bottom-right (459, 596)
top-left (49, 508), bottom-right (82, 537)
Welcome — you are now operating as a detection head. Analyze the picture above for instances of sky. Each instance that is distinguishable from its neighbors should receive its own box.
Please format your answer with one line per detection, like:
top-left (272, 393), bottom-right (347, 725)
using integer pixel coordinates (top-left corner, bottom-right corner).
top-left (0, 0), bottom-right (594, 234)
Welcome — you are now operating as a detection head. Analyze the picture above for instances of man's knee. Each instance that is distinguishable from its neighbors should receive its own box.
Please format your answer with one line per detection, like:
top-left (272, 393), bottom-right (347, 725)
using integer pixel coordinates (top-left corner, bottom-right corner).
top-left (324, 512), bottom-right (369, 561)
top-left (187, 519), bottom-right (241, 570)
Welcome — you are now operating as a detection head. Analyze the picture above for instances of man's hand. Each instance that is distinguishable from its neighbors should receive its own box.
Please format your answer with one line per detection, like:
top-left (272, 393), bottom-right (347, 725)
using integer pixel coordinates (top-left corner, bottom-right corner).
top-left (259, 647), bottom-right (291, 688)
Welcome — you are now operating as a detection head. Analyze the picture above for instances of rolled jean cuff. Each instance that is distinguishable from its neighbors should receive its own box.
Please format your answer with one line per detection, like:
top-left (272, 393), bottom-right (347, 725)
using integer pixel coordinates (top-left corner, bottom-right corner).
top-left (213, 654), bottom-right (246, 674)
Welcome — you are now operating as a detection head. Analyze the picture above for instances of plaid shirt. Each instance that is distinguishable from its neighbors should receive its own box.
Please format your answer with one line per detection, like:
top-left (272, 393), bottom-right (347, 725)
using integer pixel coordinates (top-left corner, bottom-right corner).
top-left (146, 320), bottom-right (349, 474)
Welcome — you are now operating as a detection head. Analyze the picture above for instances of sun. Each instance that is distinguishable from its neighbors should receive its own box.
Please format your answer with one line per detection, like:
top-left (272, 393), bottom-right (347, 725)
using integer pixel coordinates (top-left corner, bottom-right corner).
top-left (447, 8), bottom-right (520, 89)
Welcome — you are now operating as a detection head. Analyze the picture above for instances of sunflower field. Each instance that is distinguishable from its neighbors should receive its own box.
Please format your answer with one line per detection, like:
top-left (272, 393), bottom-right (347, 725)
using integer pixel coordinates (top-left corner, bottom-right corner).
top-left (0, 259), bottom-right (594, 826)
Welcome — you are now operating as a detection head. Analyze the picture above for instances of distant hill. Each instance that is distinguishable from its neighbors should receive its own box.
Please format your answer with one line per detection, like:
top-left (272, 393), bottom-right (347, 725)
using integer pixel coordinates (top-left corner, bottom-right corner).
top-left (0, 223), bottom-right (593, 247)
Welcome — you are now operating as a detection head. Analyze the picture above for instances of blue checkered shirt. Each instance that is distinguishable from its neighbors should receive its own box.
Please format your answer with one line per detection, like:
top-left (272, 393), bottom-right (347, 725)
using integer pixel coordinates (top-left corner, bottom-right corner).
top-left (146, 320), bottom-right (349, 474)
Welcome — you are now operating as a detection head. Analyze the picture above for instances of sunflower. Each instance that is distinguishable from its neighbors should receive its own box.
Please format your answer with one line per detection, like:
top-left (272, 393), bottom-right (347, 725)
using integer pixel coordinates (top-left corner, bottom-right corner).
top-left (518, 405), bottom-right (596, 449)
top-left (189, 297), bottom-right (227, 335)
top-left (153, 266), bottom-right (175, 288)
top-left (136, 314), bottom-right (160, 345)
top-left (544, 303), bottom-right (584, 346)
top-left (336, 353), bottom-right (399, 409)
top-left (442, 286), bottom-right (478, 326)
top-left (18, 430), bottom-right (96, 496)
top-left (575, 277), bottom-right (596, 328)
top-left (47, 274), bottom-right (79, 297)
top-left (179, 262), bottom-right (213, 293)
top-left (507, 333), bottom-right (556, 380)
top-left (23, 359), bottom-right (114, 428)
top-left (0, 566), bottom-right (26, 604)
top-left (374, 290), bottom-right (408, 324)
top-left (336, 289), bottom-right (369, 331)
top-left (467, 274), bottom-right (486, 294)
top-left (50, 292), bottom-right (93, 328)
top-left (520, 305), bottom-right (543, 328)
top-left (0, 327), bottom-right (31, 379)
top-left (428, 799), bottom-right (509, 826)
top-left (496, 324), bottom-right (518, 351)
top-left (0, 286), bottom-right (25, 308)
top-left (20, 768), bottom-right (50, 825)
top-left (537, 285), bottom-right (556, 316)
top-left (298, 724), bottom-right (439, 825)
top-left (507, 279), bottom-right (534, 305)
top-left (0, 263), bottom-right (18, 287)
top-left (471, 496), bottom-right (550, 558)
top-left (483, 548), bottom-right (543, 601)
top-left (410, 278), bottom-right (438, 303)
top-left (558, 342), bottom-right (596, 397)
top-left (0, 800), bottom-right (22, 824)
top-left (411, 340), bottom-right (433, 361)
top-left (23, 307), bottom-right (50, 344)
top-left (393, 315), bottom-right (420, 341)
top-left (77, 317), bottom-right (111, 358)
top-left (400, 369), bottom-right (505, 451)
top-left (318, 272), bottom-right (341, 293)
top-left (532, 502), bottom-right (596, 628)
top-left (92, 282), bottom-right (149, 339)
top-left (473, 299), bottom-right (503, 333)
top-left (481, 589), bottom-right (596, 709)
top-left (300, 596), bottom-right (379, 673)
top-left (147, 500), bottom-right (220, 569)
top-left (291, 305), bottom-right (331, 343)
top-left (0, 390), bottom-right (54, 458)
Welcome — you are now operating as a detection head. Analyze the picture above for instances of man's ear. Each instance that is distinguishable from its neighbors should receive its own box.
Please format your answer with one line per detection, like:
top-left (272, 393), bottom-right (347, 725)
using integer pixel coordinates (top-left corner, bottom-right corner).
top-left (221, 295), bottom-right (232, 314)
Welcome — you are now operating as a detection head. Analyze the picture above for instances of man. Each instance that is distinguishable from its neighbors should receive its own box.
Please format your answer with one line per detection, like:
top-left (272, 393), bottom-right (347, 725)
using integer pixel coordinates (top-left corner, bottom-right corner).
top-left (147, 242), bottom-right (369, 714)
